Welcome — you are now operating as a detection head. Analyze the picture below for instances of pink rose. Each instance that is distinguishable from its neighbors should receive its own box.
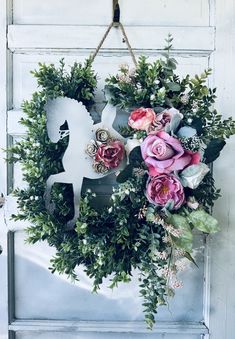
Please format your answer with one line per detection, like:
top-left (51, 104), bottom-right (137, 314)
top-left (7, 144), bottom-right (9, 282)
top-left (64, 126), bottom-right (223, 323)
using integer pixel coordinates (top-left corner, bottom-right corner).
top-left (95, 140), bottom-right (124, 169)
top-left (141, 131), bottom-right (200, 176)
top-left (146, 174), bottom-right (185, 210)
top-left (128, 107), bottom-right (156, 131)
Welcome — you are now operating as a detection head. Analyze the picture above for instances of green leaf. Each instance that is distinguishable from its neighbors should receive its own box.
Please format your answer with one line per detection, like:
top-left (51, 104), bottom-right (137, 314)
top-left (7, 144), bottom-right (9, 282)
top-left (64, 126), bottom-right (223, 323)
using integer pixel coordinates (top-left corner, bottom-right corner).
top-left (116, 164), bottom-right (133, 183)
top-left (187, 209), bottom-right (220, 233)
top-left (129, 146), bottom-right (143, 166)
top-left (191, 117), bottom-right (203, 135)
top-left (204, 138), bottom-right (226, 164)
top-left (184, 251), bottom-right (199, 268)
top-left (167, 214), bottom-right (193, 253)
top-left (153, 106), bottom-right (165, 113)
top-left (167, 82), bottom-right (181, 92)
top-left (146, 207), bottom-right (155, 222)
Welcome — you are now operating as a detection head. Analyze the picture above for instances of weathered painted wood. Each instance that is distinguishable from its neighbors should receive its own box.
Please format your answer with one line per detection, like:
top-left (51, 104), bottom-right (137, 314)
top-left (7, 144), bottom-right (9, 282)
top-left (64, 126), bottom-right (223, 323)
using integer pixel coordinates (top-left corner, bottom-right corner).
top-left (13, 0), bottom-right (112, 25)
top-left (209, 0), bottom-right (235, 338)
top-left (12, 231), bottom-right (205, 323)
top-left (119, 0), bottom-right (210, 26)
top-left (7, 25), bottom-right (215, 52)
top-left (13, 332), bottom-right (202, 339)
top-left (4, 0), bottom-right (235, 338)
top-left (0, 1), bottom-right (10, 339)
top-left (9, 319), bottom-right (208, 334)
top-left (13, 0), bottom-right (209, 27)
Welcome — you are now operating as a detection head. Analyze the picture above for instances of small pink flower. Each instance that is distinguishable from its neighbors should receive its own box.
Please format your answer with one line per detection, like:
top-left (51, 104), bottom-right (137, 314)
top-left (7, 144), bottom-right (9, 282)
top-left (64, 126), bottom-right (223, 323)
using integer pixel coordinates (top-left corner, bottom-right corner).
top-left (141, 131), bottom-right (200, 176)
top-left (128, 107), bottom-right (156, 131)
top-left (146, 174), bottom-right (185, 210)
top-left (95, 140), bottom-right (124, 169)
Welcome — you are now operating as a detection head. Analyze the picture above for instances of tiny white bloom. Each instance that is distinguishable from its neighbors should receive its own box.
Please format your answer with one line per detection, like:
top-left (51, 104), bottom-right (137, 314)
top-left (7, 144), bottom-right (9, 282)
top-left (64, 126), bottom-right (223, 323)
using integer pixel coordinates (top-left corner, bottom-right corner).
top-left (159, 87), bottom-right (166, 94)
top-left (119, 63), bottom-right (129, 70)
top-left (187, 196), bottom-right (199, 210)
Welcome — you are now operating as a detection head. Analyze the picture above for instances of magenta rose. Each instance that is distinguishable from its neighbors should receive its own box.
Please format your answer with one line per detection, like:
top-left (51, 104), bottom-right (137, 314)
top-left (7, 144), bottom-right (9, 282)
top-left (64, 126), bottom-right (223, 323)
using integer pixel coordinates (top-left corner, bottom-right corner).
top-left (141, 131), bottom-right (200, 176)
top-left (95, 140), bottom-right (124, 169)
top-left (146, 174), bottom-right (185, 210)
top-left (128, 107), bottom-right (156, 131)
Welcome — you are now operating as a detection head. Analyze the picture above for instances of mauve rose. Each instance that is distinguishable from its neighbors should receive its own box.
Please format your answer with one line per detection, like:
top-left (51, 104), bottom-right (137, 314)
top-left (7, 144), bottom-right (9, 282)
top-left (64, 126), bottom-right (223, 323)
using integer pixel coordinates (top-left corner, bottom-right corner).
top-left (146, 174), bottom-right (185, 210)
top-left (128, 107), bottom-right (156, 131)
top-left (153, 108), bottom-right (183, 133)
top-left (141, 131), bottom-right (200, 176)
top-left (95, 140), bottom-right (124, 169)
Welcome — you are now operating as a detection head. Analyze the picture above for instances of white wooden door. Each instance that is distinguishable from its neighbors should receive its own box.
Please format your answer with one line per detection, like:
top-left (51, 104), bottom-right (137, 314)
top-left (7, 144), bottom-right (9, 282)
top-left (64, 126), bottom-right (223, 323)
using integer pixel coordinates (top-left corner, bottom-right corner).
top-left (0, 1), bottom-right (235, 338)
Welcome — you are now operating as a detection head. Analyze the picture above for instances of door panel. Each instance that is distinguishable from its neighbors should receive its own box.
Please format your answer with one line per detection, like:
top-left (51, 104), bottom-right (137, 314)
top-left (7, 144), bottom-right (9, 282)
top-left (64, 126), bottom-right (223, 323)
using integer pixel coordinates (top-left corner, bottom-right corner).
top-left (1, 0), bottom-right (227, 338)
top-left (13, 0), bottom-right (112, 25)
top-left (119, 0), bottom-right (210, 26)
top-left (13, 0), bottom-right (210, 27)
top-left (14, 231), bottom-right (205, 322)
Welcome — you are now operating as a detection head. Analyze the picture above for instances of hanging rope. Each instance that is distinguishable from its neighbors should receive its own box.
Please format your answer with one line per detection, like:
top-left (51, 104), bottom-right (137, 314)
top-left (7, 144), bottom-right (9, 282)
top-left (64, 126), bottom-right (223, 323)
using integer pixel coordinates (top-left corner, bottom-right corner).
top-left (119, 22), bottom-right (137, 66)
top-left (89, 22), bottom-right (113, 63)
top-left (90, 22), bottom-right (137, 67)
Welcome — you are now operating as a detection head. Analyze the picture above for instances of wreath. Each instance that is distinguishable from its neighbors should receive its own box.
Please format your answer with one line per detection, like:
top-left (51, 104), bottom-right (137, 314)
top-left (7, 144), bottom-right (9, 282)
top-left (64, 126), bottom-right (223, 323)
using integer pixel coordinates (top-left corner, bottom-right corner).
top-left (9, 37), bottom-right (235, 329)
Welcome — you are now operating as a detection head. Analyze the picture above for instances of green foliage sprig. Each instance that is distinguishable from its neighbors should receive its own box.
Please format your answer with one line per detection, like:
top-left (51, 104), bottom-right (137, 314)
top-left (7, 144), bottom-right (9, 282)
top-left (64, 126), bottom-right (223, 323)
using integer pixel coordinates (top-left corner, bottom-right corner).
top-left (106, 35), bottom-right (235, 147)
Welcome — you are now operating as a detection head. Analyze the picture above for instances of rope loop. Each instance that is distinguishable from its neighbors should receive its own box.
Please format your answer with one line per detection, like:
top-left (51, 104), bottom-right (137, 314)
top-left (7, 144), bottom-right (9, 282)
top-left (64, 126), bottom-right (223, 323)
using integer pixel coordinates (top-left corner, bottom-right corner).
top-left (90, 22), bottom-right (137, 67)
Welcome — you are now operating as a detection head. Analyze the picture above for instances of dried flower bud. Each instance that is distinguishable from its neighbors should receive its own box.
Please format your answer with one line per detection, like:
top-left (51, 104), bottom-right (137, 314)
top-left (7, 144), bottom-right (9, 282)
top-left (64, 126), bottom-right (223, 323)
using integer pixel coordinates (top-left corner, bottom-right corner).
top-left (187, 196), bottom-right (199, 210)
top-left (86, 140), bottom-right (98, 158)
top-left (129, 67), bottom-right (136, 77)
top-left (95, 128), bottom-right (111, 143)
top-left (119, 63), bottom-right (129, 71)
top-left (180, 94), bottom-right (189, 104)
top-left (93, 161), bottom-right (109, 174)
top-left (133, 168), bottom-right (146, 177)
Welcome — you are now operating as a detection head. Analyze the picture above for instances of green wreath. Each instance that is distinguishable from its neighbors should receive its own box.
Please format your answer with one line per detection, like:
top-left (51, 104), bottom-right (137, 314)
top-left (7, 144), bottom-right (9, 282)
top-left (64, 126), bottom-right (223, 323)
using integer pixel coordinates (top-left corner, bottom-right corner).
top-left (9, 38), bottom-right (235, 329)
